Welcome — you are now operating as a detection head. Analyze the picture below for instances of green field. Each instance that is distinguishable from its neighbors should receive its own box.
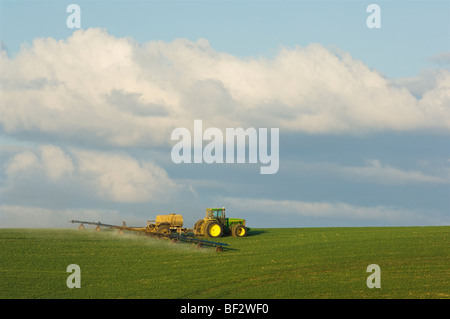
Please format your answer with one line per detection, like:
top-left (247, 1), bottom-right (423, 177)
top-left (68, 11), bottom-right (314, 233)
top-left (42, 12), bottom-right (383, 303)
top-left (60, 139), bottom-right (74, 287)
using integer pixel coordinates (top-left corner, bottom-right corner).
top-left (0, 226), bottom-right (448, 299)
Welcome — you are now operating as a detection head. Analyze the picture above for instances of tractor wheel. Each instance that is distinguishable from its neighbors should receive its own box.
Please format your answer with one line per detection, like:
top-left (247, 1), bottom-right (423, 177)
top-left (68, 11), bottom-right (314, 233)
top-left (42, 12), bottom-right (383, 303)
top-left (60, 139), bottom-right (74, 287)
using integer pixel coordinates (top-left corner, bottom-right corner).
top-left (232, 224), bottom-right (247, 237)
top-left (193, 219), bottom-right (204, 237)
top-left (205, 221), bottom-right (224, 238)
top-left (157, 226), bottom-right (171, 235)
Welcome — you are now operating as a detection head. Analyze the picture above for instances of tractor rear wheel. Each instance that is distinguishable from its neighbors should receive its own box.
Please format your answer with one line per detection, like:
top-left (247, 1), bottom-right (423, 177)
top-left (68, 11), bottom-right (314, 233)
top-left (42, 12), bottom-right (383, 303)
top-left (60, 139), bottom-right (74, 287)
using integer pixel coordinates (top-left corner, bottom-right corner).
top-left (232, 224), bottom-right (247, 237)
top-left (157, 226), bottom-right (171, 235)
top-left (205, 221), bottom-right (223, 238)
top-left (193, 219), bottom-right (204, 237)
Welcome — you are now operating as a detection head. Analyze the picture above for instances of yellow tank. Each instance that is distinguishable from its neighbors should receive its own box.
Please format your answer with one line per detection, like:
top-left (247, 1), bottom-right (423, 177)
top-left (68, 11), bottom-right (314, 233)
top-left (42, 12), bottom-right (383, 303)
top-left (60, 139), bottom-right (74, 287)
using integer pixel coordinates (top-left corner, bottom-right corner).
top-left (155, 213), bottom-right (183, 227)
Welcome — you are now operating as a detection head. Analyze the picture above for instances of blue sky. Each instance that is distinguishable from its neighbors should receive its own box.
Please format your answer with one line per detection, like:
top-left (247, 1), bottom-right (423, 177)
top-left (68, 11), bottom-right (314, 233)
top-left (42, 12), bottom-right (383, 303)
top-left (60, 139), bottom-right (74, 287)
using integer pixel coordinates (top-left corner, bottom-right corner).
top-left (1, 0), bottom-right (449, 77)
top-left (0, 0), bottom-right (449, 228)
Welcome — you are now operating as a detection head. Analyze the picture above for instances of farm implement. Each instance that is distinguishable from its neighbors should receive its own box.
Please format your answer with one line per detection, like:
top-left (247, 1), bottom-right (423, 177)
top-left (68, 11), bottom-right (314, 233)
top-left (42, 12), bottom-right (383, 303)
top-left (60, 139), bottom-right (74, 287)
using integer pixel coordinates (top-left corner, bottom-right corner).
top-left (70, 213), bottom-right (231, 252)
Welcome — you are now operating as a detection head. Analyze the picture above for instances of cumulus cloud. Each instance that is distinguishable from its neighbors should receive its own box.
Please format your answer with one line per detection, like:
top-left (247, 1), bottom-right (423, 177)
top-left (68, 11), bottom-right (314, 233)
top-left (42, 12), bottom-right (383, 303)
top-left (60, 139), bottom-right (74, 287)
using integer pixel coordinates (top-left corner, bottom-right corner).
top-left (4, 145), bottom-right (75, 187)
top-left (390, 69), bottom-right (445, 99)
top-left (0, 28), bottom-right (448, 150)
top-left (1, 28), bottom-right (448, 228)
top-left (72, 149), bottom-right (177, 202)
top-left (3, 145), bottom-right (177, 204)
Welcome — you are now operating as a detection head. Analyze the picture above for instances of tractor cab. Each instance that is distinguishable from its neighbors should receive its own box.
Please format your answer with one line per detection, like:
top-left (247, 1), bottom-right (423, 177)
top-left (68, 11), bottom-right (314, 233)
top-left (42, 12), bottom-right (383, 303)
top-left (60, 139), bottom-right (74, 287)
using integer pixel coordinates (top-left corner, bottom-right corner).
top-left (206, 208), bottom-right (226, 223)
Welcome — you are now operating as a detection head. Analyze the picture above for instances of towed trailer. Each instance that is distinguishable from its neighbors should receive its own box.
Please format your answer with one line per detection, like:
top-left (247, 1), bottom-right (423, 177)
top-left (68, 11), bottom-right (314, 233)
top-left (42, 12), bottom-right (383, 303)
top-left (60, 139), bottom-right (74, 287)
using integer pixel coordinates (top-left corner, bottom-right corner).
top-left (70, 219), bottom-right (230, 252)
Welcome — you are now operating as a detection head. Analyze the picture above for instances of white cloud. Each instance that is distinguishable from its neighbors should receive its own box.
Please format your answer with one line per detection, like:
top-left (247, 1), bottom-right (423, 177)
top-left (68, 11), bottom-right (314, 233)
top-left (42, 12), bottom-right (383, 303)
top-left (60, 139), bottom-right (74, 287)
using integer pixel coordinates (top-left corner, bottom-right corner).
top-left (1, 29), bottom-right (448, 228)
top-left (0, 28), bottom-right (448, 149)
top-left (5, 150), bottom-right (39, 177)
top-left (391, 69), bottom-right (446, 98)
top-left (40, 145), bottom-right (75, 180)
top-left (344, 159), bottom-right (448, 185)
top-left (3, 145), bottom-right (177, 203)
top-left (72, 149), bottom-right (177, 202)
top-left (221, 197), bottom-right (449, 226)
top-left (292, 159), bottom-right (448, 185)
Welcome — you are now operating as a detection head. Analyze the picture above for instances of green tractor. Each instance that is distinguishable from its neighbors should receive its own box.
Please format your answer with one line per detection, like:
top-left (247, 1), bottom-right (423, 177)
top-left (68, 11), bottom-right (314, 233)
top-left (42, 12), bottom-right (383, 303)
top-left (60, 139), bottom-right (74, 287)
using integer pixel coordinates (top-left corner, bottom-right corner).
top-left (193, 207), bottom-right (249, 238)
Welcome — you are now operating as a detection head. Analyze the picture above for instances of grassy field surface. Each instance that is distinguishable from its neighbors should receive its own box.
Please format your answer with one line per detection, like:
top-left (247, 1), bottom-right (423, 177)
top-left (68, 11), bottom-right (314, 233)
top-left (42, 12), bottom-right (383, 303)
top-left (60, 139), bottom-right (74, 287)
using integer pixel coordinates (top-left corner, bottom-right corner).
top-left (0, 226), bottom-right (448, 299)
